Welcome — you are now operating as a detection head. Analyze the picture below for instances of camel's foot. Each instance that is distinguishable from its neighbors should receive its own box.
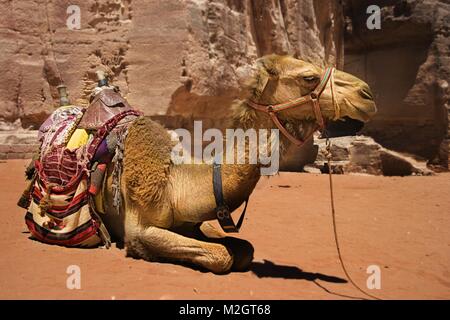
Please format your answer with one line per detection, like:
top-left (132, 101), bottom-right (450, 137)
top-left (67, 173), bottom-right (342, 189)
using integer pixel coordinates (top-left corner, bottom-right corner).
top-left (125, 225), bottom-right (234, 274)
top-left (220, 237), bottom-right (254, 272)
top-left (197, 222), bottom-right (255, 272)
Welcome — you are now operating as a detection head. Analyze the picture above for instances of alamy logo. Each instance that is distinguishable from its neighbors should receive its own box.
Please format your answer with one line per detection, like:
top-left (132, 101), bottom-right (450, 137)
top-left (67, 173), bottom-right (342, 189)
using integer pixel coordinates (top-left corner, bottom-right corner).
top-left (366, 265), bottom-right (381, 290)
top-left (66, 5), bottom-right (81, 30)
top-left (366, 5), bottom-right (381, 30)
top-left (171, 121), bottom-right (280, 176)
top-left (66, 265), bottom-right (81, 290)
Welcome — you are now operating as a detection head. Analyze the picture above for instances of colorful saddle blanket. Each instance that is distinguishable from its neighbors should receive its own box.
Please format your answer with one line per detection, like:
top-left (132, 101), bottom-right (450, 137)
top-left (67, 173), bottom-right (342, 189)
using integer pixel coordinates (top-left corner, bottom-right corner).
top-left (25, 103), bottom-right (140, 248)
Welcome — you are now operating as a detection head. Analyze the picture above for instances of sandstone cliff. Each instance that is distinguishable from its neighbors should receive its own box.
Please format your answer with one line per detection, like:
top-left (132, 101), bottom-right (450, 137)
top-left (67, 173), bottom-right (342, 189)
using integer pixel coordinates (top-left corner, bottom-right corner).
top-left (344, 0), bottom-right (449, 167)
top-left (1, 0), bottom-right (448, 170)
top-left (0, 0), bottom-right (344, 128)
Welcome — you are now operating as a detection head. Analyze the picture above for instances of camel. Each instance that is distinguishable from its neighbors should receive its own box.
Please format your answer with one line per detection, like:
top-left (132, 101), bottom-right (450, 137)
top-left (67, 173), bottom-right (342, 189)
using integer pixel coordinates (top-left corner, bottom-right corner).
top-left (99, 55), bottom-right (377, 274)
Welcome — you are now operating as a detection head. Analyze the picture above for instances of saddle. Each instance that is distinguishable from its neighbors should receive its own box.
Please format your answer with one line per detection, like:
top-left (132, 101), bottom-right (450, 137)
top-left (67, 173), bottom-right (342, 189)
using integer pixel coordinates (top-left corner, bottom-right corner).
top-left (20, 88), bottom-right (141, 248)
top-left (78, 88), bottom-right (135, 130)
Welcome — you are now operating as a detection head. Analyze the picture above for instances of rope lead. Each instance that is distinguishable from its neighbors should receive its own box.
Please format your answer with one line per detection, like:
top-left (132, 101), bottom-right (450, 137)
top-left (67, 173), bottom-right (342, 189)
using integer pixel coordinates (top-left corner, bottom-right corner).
top-left (326, 136), bottom-right (382, 300)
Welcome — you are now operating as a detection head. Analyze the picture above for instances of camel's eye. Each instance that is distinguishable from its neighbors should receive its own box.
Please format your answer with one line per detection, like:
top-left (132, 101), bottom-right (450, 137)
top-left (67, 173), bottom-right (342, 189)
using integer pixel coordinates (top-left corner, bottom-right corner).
top-left (303, 76), bottom-right (318, 82)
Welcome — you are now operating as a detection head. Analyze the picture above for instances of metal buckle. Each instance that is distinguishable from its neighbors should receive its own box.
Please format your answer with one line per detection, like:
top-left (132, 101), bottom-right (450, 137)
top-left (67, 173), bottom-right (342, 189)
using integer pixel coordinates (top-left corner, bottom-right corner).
top-left (216, 205), bottom-right (230, 220)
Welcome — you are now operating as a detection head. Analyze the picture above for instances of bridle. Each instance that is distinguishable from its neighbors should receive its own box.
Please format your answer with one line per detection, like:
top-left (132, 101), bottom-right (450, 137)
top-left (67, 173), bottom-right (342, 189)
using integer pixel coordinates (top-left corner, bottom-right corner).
top-left (213, 67), bottom-right (336, 234)
top-left (246, 67), bottom-right (335, 147)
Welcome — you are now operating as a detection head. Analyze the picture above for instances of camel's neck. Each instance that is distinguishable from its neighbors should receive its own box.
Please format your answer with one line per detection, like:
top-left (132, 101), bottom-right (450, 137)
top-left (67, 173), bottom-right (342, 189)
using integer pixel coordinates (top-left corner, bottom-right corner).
top-left (219, 100), bottom-right (291, 210)
top-left (170, 100), bottom-right (291, 225)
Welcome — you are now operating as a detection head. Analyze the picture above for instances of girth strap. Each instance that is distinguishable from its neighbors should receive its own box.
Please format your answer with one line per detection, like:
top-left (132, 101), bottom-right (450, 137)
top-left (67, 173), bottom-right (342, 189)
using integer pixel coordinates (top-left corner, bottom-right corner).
top-left (212, 162), bottom-right (249, 233)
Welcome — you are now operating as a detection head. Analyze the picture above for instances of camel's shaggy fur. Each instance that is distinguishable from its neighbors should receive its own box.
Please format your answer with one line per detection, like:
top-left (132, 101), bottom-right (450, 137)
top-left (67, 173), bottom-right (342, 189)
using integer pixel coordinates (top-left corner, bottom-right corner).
top-left (122, 117), bottom-right (174, 209)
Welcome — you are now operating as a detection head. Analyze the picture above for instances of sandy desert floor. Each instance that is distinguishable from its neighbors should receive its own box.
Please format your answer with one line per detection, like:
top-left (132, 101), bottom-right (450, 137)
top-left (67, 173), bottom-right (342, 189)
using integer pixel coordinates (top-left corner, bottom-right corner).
top-left (0, 159), bottom-right (449, 300)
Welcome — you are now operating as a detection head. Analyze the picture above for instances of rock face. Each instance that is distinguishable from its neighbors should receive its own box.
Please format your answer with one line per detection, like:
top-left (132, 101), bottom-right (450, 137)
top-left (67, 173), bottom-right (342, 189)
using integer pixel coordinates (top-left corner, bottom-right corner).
top-left (0, 0), bottom-right (343, 126)
top-left (0, 0), bottom-right (344, 167)
top-left (2, 0), bottom-right (448, 173)
top-left (343, 0), bottom-right (450, 168)
top-left (0, 0), bottom-right (133, 128)
top-left (168, 0), bottom-right (344, 120)
top-left (310, 135), bottom-right (433, 176)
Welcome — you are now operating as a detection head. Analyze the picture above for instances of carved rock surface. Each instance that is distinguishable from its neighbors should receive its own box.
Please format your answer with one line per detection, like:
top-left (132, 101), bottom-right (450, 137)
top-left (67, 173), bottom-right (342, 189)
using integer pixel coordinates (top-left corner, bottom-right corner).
top-left (0, 0), bottom-right (344, 167)
top-left (344, 0), bottom-right (450, 167)
top-left (0, 0), bottom-right (343, 128)
top-left (3, 0), bottom-right (447, 172)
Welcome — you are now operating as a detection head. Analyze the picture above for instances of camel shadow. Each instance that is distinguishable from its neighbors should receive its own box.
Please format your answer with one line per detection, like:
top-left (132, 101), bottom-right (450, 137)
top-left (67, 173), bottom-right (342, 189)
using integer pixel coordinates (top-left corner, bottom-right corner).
top-left (250, 259), bottom-right (347, 284)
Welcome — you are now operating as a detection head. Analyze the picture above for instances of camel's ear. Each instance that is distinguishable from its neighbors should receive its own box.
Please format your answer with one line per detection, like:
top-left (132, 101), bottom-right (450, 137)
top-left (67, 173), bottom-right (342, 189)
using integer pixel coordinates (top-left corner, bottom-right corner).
top-left (252, 67), bottom-right (269, 98)
top-left (251, 56), bottom-right (280, 98)
top-left (258, 55), bottom-right (280, 78)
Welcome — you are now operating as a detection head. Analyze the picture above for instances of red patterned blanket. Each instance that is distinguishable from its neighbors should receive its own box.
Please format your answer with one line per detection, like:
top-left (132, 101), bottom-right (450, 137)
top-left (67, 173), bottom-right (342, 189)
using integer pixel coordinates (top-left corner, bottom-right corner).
top-left (25, 105), bottom-right (140, 248)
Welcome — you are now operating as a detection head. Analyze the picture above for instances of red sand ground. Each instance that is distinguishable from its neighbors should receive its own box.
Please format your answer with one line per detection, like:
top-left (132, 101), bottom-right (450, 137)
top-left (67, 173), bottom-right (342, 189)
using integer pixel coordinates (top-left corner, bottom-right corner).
top-left (0, 159), bottom-right (449, 300)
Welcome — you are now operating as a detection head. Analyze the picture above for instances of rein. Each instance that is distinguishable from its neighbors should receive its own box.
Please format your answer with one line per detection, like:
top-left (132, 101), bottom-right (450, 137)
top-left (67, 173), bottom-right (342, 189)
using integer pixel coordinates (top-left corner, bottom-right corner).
top-left (325, 137), bottom-right (382, 300)
top-left (247, 67), bottom-right (334, 147)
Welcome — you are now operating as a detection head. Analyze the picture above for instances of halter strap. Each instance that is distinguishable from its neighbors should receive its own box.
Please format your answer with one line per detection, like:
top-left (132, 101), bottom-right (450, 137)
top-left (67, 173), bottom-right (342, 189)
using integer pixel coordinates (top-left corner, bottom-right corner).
top-left (213, 162), bottom-right (249, 233)
top-left (247, 67), bottom-right (335, 147)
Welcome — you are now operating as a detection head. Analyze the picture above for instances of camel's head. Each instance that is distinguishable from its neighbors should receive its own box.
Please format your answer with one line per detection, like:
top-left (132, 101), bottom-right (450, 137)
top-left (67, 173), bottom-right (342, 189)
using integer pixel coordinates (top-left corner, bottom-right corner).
top-left (247, 55), bottom-right (377, 125)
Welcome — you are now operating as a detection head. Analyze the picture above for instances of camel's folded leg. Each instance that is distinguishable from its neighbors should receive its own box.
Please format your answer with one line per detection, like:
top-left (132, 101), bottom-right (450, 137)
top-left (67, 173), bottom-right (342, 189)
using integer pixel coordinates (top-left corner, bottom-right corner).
top-left (173, 222), bottom-right (255, 272)
top-left (125, 225), bottom-right (234, 274)
top-left (201, 222), bottom-right (255, 272)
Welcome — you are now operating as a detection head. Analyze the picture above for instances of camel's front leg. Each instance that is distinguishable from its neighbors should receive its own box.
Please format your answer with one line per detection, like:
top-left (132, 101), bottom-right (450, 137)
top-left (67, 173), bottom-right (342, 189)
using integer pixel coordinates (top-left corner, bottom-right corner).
top-left (125, 225), bottom-right (234, 274)
top-left (172, 222), bottom-right (255, 272)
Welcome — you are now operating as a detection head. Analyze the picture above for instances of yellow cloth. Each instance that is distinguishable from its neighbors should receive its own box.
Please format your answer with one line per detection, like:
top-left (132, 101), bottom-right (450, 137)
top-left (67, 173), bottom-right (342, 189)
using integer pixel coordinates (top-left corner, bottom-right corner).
top-left (66, 129), bottom-right (89, 150)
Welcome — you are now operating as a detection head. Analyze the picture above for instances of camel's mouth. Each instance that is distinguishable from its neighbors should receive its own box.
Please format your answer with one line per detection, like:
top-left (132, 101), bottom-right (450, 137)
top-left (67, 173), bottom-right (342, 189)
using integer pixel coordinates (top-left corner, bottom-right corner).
top-left (332, 71), bottom-right (378, 123)
top-left (344, 90), bottom-right (377, 123)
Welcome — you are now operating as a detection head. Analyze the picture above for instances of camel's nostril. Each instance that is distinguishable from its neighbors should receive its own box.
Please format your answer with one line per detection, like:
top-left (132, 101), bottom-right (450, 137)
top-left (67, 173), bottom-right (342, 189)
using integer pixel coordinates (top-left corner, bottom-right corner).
top-left (360, 86), bottom-right (374, 100)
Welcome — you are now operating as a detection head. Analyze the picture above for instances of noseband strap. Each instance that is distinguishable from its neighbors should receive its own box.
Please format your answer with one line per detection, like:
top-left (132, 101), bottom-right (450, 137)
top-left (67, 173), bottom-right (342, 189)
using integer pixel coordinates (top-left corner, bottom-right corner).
top-left (247, 67), bottom-right (334, 147)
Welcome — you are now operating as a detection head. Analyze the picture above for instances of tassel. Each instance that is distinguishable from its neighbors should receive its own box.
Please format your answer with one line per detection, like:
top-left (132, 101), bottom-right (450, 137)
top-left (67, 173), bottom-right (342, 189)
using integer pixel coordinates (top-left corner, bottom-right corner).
top-left (17, 179), bottom-right (34, 209)
top-left (39, 183), bottom-right (57, 217)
